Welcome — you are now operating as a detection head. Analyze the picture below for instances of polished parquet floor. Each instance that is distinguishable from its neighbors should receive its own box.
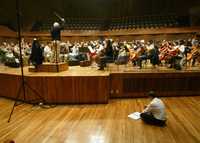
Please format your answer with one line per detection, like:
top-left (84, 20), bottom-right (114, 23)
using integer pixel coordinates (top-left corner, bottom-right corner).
top-left (0, 96), bottom-right (200, 143)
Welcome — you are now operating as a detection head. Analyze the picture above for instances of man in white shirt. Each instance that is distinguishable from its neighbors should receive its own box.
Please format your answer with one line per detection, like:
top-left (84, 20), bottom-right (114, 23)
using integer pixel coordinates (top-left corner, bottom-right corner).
top-left (141, 91), bottom-right (167, 127)
top-left (44, 43), bottom-right (52, 62)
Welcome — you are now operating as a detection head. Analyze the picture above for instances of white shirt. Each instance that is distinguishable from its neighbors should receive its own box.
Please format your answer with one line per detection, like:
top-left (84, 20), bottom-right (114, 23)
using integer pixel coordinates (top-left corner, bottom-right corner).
top-left (44, 45), bottom-right (51, 53)
top-left (44, 45), bottom-right (52, 57)
top-left (70, 46), bottom-right (79, 56)
top-left (146, 44), bottom-right (154, 51)
top-left (178, 45), bottom-right (185, 53)
top-left (143, 98), bottom-right (166, 121)
top-left (88, 45), bottom-right (95, 53)
top-left (96, 44), bottom-right (104, 54)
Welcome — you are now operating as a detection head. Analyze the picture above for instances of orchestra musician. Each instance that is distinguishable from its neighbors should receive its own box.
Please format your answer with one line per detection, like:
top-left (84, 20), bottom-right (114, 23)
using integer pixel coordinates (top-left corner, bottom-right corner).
top-left (159, 41), bottom-right (182, 70)
top-left (187, 41), bottom-right (200, 66)
top-left (98, 39), bottom-right (114, 70)
top-left (87, 41), bottom-right (103, 67)
top-left (29, 38), bottom-right (44, 68)
top-left (136, 45), bottom-right (148, 68)
top-left (148, 44), bottom-right (160, 67)
top-left (115, 44), bottom-right (129, 65)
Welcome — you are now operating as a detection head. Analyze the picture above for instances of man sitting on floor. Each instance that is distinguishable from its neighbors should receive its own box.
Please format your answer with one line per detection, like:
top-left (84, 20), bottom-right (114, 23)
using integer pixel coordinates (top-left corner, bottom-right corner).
top-left (140, 91), bottom-right (167, 127)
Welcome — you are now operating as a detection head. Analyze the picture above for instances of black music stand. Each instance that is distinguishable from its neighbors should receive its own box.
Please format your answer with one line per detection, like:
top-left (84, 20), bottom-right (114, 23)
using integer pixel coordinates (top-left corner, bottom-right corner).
top-left (8, 0), bottom-right (46, 123)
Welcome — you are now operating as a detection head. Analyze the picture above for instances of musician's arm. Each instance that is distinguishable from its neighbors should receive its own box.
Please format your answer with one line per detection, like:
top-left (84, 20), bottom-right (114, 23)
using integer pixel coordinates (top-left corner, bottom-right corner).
top-left (54, 12), bottom-right (66, 28)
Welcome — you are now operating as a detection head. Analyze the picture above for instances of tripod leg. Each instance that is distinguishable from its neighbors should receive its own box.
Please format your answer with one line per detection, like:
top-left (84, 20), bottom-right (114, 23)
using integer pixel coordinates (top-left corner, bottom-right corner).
top-left (8, 83), bottom-right (23, 122)
top-left (25, 81), bottom-right (46, 103)
top-left (8, 100), bottom-right (19, 123)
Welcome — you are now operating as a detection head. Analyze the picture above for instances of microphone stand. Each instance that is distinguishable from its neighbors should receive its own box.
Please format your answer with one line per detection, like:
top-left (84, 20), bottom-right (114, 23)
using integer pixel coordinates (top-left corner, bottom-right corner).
top-left (8, 0), bottom-right (46, 122)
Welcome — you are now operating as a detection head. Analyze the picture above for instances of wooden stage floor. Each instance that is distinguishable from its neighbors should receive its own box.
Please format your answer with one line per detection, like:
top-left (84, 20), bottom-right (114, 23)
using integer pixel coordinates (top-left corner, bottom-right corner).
top-left (0, 63), bottom-right (200, 76)
top-left (0, 96), bottom-right (200, 143)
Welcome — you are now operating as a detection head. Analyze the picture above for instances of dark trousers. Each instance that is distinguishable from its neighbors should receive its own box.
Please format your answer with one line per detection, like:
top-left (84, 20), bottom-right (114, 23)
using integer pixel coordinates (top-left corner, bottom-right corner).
top-left (140, 112), bottom-right (166, 127)
top-left (137, 55), bottom-right (147, 68)
top-left (99, 56), bottom-right (113, 69)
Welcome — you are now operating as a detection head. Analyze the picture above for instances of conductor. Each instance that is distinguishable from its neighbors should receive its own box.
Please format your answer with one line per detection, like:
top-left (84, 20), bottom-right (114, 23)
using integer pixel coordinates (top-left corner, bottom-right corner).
top-left (51, 19), bottom-right (65, 41)
top-left (50, 14), bottom-right (65, 63)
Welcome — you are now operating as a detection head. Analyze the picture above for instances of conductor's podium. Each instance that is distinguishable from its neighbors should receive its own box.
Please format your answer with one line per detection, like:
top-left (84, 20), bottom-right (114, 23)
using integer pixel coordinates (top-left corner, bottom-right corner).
top-left (29, 63), bottom-right (68, 72)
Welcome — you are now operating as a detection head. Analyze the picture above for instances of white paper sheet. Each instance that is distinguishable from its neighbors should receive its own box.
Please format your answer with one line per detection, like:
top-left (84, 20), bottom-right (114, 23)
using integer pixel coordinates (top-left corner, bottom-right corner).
top-left (128, 112), bottom-right (141, 120)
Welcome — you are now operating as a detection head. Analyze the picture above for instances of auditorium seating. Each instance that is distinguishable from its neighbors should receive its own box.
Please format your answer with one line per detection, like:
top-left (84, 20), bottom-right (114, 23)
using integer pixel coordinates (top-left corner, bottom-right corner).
top-left (32, 15), bottom-right (190, 32)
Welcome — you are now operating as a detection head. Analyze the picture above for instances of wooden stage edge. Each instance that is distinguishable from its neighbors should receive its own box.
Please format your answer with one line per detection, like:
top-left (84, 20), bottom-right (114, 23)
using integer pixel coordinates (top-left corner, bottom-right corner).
top-left (0, 64), bottom-right (200, 104)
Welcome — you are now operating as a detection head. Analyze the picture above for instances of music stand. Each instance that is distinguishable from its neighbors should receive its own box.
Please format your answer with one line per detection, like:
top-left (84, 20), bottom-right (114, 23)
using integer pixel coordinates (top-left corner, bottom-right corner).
top-left (8, 0), bottom-right (46, 122)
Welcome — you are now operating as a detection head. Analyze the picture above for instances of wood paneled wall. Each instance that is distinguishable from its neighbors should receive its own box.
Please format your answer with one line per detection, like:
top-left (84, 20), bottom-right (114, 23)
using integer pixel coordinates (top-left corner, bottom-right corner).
top-left (20, 26), bottom-right (200, 42)
top-left (1, 26), bottom-right (200, 42)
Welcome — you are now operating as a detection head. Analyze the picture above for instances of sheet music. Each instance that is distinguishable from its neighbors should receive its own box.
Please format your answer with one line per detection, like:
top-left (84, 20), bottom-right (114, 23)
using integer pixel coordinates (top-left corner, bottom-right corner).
top-left (128, 112), bottom-right (141, 120)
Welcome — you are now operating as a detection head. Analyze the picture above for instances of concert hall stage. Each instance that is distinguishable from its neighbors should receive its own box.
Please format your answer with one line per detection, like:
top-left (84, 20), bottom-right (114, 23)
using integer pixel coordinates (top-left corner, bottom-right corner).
top-left (0, 64), bottom-right (200, 104)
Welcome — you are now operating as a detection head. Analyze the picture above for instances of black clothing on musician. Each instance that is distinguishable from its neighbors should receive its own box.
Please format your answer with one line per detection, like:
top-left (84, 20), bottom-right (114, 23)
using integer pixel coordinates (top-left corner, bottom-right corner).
top-left (137, 47), bottom-right (148, 68)
top-left (29, 39), bottom-right (44, 67)
top-left (149, 46), bottom-right (160, 66)
top-left (98, 40), bottom-right (114, 70)
top-left (104, 40), bottom-right (114, 58)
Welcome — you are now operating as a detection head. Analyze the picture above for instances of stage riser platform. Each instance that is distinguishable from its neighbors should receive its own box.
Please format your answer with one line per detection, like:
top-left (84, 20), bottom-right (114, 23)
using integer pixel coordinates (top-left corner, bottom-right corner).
top-left (0, 74), bottom-right (109, 104)
top-left (110, 72), bottom-right (200, 98)
top-left (1, 66), bottom-right (200, 104)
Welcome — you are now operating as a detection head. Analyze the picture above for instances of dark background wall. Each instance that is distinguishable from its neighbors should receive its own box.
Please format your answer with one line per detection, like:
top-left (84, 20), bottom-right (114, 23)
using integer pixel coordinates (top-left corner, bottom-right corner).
top-left (0, 0), bottom-right (200, 30)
